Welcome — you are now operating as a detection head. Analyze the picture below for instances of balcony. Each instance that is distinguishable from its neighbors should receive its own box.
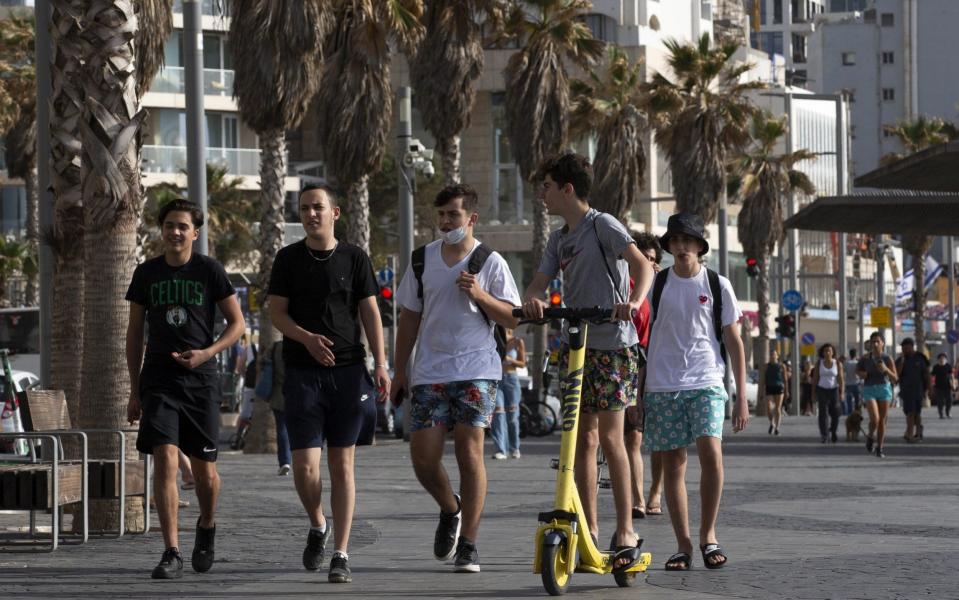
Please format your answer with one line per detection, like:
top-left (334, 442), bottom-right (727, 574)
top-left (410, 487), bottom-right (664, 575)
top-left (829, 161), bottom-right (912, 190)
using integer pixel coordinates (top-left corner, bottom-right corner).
top-left (142, 145), bottom-right (262, 177)
top-left (150, 67), bottom-right (234, 97)
top-left (172, 0), bottom-right (229, 17)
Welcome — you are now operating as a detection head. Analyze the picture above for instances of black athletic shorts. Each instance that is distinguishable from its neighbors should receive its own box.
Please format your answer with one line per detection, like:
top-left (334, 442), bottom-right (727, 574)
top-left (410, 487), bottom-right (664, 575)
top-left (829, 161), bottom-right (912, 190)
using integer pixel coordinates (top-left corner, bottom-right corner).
top-left (284, 363), bottom-right (377, 449)
top-left (136, 363), bottom-right (220, 462)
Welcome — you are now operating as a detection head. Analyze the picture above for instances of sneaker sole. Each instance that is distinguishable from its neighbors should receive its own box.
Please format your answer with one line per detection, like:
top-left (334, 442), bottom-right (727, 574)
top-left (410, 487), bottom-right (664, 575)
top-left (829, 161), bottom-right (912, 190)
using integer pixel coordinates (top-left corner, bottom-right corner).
top-left (151, 568), bottom-right (183, 579)
top-left (434, 516), bottom-right (461, 562)
top-left (454, 564), bottom-right (481, 573)
top-left (329, 573), bottom-right (352, 583)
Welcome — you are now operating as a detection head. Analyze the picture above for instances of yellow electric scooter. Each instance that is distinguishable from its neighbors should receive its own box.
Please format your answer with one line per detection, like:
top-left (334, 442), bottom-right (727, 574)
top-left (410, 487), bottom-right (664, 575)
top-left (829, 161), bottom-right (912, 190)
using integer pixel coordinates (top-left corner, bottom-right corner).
top-left (515, 307), bottom-right (652, 596)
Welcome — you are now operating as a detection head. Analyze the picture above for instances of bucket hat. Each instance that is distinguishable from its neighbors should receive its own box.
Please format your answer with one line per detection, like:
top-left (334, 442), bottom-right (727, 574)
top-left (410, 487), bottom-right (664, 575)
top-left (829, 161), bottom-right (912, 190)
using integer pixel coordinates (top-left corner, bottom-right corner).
top-left (660, 212), bottom-right (709, 256)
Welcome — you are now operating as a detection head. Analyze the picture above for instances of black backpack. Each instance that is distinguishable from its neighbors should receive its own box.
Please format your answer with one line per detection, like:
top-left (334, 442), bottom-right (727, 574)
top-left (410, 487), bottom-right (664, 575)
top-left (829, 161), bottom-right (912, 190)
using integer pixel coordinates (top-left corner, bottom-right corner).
top-left (650, 267), bottom-right (727, 363)
top-left (411, 244), bottom-right (508, 360)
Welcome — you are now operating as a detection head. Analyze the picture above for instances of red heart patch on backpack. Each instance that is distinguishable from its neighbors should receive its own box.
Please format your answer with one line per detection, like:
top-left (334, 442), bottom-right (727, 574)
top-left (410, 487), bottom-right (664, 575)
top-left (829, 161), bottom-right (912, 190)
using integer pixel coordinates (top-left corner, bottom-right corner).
top-left (699, 295), bottom-right (708, 304)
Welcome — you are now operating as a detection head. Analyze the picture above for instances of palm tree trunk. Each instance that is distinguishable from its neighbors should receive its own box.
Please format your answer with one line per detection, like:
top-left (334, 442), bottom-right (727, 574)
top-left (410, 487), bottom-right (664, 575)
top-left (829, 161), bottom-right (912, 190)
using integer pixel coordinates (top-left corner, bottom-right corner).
top-left (440, 135), bottom-right (460, 186)
top-left (913, 252), bottom-right (926, 354)
top-left (755, 257), bottom-right (771, 417)
top-left (50, 0), bottom-right (86, 428)
top-left (244, 129), bottom-right (286, 454)
top-left (343, 176), bottom-right (371, 255)
top-left (76, 0), bottom-right (145, 532)
top-left (24, 166), bottom-right (39, 306)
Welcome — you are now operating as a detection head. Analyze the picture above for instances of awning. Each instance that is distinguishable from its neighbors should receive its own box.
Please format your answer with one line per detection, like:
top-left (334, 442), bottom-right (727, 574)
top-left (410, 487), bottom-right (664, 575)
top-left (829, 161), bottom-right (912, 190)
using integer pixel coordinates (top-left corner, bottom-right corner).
top-left (783, 190), bottom-right (959, 235)
top-left (854, 141), bottom-right (959, 192)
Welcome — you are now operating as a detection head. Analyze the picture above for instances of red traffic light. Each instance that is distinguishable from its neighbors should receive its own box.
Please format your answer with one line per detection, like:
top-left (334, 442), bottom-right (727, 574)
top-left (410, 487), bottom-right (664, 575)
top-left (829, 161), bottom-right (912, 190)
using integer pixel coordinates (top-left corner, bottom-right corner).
top-left (380, 286), bottom-right (393, 300)
top-left (746, 257), bottom-right (758, 267)
top-left (549, 292), bottom-right (562, 306)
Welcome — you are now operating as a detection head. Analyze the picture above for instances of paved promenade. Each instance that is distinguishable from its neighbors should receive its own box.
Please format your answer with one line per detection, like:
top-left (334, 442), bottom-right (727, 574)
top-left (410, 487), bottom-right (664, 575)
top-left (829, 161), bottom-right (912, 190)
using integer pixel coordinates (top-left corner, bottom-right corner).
top-left (3, 409), bottom-right (959, 599)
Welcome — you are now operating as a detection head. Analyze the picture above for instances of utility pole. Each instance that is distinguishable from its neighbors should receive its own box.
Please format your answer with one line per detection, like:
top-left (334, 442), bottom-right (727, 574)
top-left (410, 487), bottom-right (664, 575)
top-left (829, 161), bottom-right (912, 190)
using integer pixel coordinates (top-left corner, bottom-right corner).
top-left (949, 237), bottom-right (957, 364)
top-left (184, 0), bottom-right (208, 254)
top-left (836, 94), bottom-right (848, 358)
top-left (396, 87), bottom-right (414, 441)
top-left (785, 93), bottom-right (800, 415)
top-left (36, 0), bottom-right (53, 386)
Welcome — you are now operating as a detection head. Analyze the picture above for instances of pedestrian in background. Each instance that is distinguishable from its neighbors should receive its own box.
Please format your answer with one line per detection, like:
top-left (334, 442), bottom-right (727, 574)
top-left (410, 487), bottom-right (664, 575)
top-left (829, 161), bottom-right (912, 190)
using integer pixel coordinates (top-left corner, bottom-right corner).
top-left (800, 360), bottom-right (814, 416)
top-left (764, 349), bottom-right (788, 435)
top-left (843, 349), bottom-right (862, 415)
top-left (491, 329), bottom-right (525, 460)
top-left (812, 343), bottom-right (843, 443)
top-left (896, 338), bottom-right (931, 443)
top-left (931, 353), bottom-right (954, 419)
top-left (857, 332), bottom-right (898, 458)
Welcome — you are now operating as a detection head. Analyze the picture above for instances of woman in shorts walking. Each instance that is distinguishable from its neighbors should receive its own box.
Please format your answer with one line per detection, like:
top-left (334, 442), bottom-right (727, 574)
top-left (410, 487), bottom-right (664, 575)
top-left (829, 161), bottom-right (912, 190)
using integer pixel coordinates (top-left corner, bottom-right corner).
top-left (856, 332), bottom-right (898, 458)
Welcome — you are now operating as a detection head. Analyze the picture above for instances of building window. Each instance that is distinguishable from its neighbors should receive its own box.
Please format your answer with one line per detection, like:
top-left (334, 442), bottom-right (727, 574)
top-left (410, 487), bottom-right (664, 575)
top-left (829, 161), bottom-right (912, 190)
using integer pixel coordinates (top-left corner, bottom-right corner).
top-left (881, 51), bottom-right (894, 64)
top-left (792, 33), bottom-right (807, 63)
top-left (751, 31), bottom-right (784, 59)
top-left (773, 0), bottom-right (783, 23)
top-left (841, 52), bottom-right (856, 65)
top-left (582, 13), bottom-right (615, 43)
top-left (880, 12), bottom-right (894, 27)
top-left (882, 88), bottom-right (895, 101)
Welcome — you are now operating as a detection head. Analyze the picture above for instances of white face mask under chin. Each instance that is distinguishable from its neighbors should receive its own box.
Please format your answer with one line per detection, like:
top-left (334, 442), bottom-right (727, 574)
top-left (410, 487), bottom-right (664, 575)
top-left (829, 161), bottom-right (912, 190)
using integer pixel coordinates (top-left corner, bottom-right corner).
top-left (440, 226), bottom-right (467, 245)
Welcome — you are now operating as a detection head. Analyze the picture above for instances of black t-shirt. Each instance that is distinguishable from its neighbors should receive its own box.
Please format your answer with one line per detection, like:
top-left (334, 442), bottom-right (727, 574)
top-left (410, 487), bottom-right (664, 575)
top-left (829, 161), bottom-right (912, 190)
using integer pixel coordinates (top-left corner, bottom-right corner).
top-left (267, 240), bottom-right (378, 368)
top-left (932, 363), bottom-right (953, 391)
top-left (126, 253), bottom-right (236, 372)
top-left (898, 353), bottom-right (929, 393)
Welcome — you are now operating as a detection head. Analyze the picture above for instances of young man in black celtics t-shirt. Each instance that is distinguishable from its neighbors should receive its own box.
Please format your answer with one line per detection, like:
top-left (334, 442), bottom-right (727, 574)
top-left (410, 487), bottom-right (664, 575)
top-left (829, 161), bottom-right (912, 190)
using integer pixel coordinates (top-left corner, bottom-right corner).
top-left (268, 184), bottom-right (390, 584)
top-left (126, 199), bottom-right (245, 580)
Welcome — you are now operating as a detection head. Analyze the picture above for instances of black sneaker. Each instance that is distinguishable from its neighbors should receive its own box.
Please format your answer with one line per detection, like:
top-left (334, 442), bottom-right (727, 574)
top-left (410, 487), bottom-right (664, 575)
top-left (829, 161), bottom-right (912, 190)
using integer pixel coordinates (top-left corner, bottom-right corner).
top-left (328, 553), bottom-right (351, 583)
top-left (303, 527), bottom-right (328, 571)
top-left (433, 494), bottom-right (461, 561)
top-left (865, 435), bottom-right (874, 453)
top-left (876, 446), bottom-right (885, 458)
top-left (151, 548), bottom-right (183, 579)
top-left (192, 520), bottom-right (215, 573)
top-left (453, 537), bottom-right (480, 573)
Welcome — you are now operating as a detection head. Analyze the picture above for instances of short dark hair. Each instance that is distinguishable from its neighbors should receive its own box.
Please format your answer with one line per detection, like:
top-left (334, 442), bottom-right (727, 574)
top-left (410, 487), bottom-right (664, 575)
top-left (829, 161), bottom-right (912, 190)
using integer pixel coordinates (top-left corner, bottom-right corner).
top-left (631, 231), bottom-right (662, 264)
top-left (299, 183), bottom-right (339, 207)
top-left (158, 198), bottom-right (204, 228)
top-left (535, 152), bottom-right (592, 199)
top-left (434, 184), bottom-right (478, 212)
top-left (849, 349), bottom-right (857, 358)
top-left (818, 343), bottom-right (836, 358)
top-left (938, 352), bottom-right (948, 359)
top-left (869, 331), bottom-right (883, 341)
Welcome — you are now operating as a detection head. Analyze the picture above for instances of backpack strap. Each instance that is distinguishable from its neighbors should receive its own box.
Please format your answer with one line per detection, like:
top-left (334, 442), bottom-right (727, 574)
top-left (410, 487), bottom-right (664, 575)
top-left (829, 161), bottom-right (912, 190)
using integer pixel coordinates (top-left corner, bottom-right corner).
top-left (592, 216), bottom-right (625, 303)
top-left (650, 268), bottom-right (670, 324)
top-left (706, 268), bottom-right (727, 363)
top-left (411, 245), bottom-right (427, 300)
top-left (467, 244), bottom-right (495, 325)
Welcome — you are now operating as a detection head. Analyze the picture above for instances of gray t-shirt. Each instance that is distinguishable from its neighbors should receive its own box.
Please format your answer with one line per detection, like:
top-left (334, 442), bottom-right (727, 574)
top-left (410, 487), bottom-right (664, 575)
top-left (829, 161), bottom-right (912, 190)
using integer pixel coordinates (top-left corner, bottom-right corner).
top-left (857, 354), bottom-right (893, 387)
top-left (539, 209), bottom-right (638, 350)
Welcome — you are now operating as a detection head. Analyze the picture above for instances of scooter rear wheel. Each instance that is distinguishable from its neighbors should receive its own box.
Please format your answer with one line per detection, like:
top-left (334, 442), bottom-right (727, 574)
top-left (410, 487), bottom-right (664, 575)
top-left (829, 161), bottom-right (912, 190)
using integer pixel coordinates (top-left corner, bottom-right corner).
top-left (541, 536), bottom-right (571, 596)
top-left (614, 570), bottom-right (638, 587)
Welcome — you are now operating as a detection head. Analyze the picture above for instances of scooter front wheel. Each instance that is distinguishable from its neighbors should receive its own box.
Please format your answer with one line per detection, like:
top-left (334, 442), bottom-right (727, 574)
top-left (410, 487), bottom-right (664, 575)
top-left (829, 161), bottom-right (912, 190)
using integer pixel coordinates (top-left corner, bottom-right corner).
top-left (614, 570), bottom-right (638, 587)
top-left (541, 535), bottom-right (572, 596)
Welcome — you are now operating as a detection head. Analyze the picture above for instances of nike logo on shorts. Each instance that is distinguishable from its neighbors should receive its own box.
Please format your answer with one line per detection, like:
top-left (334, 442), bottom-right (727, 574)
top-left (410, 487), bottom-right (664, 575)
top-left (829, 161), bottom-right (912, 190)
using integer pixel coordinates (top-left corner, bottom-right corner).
top-left (203, 446), bottom-right (216, 453)
top-left (360, 394), bottom-right (369, 402)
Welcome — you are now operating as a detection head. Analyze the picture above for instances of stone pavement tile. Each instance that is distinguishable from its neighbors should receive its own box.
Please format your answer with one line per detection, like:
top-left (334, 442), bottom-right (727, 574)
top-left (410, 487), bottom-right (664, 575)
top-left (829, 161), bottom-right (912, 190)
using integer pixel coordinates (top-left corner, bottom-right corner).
top-left (2, 409), bottom-right (958, 599)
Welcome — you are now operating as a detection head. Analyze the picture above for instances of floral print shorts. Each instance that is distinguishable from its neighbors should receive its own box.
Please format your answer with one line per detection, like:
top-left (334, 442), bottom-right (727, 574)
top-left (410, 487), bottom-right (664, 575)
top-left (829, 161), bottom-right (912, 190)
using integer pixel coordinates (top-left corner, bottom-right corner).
top-left (642, 386), bottom-right (727, 452)
top-left (409, 380), bottom-right (498, 433)
top-left (557, 344), bottom-right (640, 413)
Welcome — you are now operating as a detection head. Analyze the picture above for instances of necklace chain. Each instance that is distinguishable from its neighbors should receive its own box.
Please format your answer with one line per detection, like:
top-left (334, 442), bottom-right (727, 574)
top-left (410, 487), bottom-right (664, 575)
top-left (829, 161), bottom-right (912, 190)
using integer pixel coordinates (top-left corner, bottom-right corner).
top-left (306, 241), bottom-right (338, 262)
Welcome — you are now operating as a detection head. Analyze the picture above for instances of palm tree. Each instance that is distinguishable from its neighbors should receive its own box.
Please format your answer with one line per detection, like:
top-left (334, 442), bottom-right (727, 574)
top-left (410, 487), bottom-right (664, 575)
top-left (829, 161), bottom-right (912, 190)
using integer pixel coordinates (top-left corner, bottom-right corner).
top-left (882, 115), bottom-right (958, 354)
top-left (732, 113), bottom-right (815, 405)
top-left (315, 0), bottom-right (425, 254)
top-left (0, 237), bottom-right (30, 306)
top-left (499, 0), bottom-right (602, 391)
top-left (570, 45), bottom-right (648, 224)
top-left (0, 13), bottom-right (38, 306)
top-left (230, 0), bottom-right (331, 452)
top-left (643, 34), bottom-right (762, 224)
top-left (408, 0), bottom-right (504, 185)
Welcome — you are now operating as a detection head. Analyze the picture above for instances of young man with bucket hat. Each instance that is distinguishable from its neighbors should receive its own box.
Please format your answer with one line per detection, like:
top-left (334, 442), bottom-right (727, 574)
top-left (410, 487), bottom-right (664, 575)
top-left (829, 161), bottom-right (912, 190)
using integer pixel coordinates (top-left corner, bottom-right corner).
top-left (642, 212), bottom-right (749, 571)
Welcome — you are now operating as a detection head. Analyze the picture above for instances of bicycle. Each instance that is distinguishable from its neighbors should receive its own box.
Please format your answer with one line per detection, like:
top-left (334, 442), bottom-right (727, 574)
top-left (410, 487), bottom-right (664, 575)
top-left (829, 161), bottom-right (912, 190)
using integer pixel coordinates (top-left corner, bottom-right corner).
top-left (516, 307), bottom-right (651, 595)
top-left (520, 399), bottom-right (558, 437)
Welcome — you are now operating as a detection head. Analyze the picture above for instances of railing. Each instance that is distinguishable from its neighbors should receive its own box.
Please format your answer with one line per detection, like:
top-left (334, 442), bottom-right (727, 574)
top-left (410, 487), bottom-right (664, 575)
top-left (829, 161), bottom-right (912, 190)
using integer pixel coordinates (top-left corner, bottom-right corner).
top-left (172, 0), bottom-right (229, 17)
top-left (142, 145), bottom-right (261, 177)
top-left (149, 67), bottom-right (235, 97)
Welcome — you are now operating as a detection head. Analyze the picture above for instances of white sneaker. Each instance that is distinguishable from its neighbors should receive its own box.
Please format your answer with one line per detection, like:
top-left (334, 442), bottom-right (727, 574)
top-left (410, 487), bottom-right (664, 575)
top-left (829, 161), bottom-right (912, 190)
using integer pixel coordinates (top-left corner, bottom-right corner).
top-left (492, 452), bottom-right (507, 460)
top-left (278, 464), bottom-right (291, 476)
top-left (510, 450), bottom-right (521, 459)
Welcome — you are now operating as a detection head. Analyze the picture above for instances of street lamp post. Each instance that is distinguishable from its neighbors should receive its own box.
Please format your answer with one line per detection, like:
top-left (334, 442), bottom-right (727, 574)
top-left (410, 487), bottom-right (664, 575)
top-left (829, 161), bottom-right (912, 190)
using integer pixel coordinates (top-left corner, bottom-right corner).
top-left (184, 0), bottom-right (208, 254)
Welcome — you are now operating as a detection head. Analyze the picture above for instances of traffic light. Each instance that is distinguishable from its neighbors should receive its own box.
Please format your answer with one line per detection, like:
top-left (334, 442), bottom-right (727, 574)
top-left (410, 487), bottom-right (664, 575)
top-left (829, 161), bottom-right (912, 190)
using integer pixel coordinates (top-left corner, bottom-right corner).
top-left (775, 314), bottom-right (796, 338)
top-left (746, 257), bottom-right (760, 278)
top-left (378, 285), bottom-right (394, 327)
top-left (549, 291), bottom-right (562, 307)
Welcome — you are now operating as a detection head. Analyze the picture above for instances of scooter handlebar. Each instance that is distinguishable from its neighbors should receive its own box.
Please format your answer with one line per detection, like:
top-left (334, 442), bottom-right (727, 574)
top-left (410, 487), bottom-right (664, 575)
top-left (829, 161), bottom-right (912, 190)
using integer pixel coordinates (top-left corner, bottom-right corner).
top-left (511, 307), bottom-right (614, 322)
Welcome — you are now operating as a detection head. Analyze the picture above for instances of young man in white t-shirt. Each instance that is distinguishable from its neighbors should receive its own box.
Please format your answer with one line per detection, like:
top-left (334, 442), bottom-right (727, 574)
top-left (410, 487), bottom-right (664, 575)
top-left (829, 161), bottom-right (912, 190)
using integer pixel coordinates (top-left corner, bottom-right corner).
top-left (643, 212), bottom-right (749, 571)
top-left (391, 184), bottom-right (521, 573)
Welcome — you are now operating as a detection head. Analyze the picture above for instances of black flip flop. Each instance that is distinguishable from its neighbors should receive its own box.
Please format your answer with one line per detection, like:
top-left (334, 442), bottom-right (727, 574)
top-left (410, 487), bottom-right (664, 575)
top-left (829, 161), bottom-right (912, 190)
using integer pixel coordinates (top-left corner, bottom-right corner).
top-left (700, 543), bottom-right (727, 569)
top-left (645, 505), bottom-right (663, 516)
top-left (664, 552), bottom-right (691, 571)
top-left (610, 535), bottom-right (644, 574)
top-left (632, 507), bottom-right (645, 519)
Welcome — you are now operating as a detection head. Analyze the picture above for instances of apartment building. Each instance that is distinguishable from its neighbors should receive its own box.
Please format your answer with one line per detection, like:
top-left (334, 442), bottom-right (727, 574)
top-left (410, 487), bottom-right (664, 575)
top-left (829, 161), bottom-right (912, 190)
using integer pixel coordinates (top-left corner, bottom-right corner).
top-left (747, 0), bottom-right (828, 88)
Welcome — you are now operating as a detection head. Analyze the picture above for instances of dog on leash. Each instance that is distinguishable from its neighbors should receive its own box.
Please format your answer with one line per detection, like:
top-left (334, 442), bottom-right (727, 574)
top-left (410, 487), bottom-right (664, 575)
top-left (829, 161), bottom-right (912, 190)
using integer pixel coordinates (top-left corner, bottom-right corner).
top-left (845, 406), bottom-right (864, 441)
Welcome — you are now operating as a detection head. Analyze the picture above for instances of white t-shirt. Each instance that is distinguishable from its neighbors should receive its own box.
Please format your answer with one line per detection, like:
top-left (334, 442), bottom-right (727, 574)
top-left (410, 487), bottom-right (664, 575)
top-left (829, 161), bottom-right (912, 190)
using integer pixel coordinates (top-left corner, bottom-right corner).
top-left (645, 267), bottom-right (742, 392)
top-left (396, 240), bottom-right (522, 386)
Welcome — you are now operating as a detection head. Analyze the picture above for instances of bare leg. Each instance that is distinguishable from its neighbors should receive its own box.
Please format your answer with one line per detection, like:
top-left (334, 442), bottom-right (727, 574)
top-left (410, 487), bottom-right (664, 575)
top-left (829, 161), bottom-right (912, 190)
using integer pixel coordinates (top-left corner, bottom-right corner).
top-left (327, 446), bottom-right (355, 553)
top-left (409, 426), bottom-right (458, 514)
top-left (153, 444), bottom-right (180, 549)
top-left (573, 412), bottom-right (600, 538)
top-left (771, 395), bottom-right (784, 430)
top-left (865, 399), bottom-right (879, 438)
top-left (905, 413), bottom-right (915, 439)
top-left (876, 401), bottom-right (889, 448)
top-left (663, 447), bottom-right (692, 566)
top-left (453, 424), bottom-right (487, 540)
top-left (189, 457), bottom-right (219, 529)
top-left (766, 395), bottom-right (776, 427)
top-left (292, 448), bottom-right (326, 528)
top-left (178, 450), bottom-right (194, 486)
top-left (695, 436), bottom-right (725, 566)
top-left (647, 451), bottom-right (664, 511)
top-left (598, 411), bottom-right (639, 561)
top-left (625, 429), bottom-right (645, 511)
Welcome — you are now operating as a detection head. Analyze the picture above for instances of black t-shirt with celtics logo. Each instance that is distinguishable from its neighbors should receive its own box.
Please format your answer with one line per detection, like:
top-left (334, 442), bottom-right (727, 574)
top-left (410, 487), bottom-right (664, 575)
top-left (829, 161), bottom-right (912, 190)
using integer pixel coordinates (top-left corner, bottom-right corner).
top-left (126, 253), bottom-right (236, 373)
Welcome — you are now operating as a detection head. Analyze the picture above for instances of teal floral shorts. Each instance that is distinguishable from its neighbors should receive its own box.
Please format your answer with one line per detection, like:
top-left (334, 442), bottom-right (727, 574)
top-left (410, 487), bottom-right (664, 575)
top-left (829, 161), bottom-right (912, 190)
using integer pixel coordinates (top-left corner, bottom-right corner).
top-left (557, 344), bottom-right (640, 413)
top-left (643, 386), bottom-right (727, 451)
